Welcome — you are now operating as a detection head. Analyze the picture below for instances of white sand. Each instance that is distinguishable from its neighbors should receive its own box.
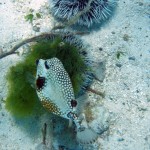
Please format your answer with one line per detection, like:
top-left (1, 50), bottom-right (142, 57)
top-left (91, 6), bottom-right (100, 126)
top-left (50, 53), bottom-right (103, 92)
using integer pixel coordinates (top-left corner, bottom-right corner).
top-left (0, 0), bottom-right (150, 150)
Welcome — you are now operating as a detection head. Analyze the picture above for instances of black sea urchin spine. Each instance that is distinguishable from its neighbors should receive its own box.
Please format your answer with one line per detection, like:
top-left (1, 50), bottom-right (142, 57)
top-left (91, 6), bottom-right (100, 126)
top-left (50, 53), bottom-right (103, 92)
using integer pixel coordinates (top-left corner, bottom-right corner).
top-left (58, 32), bottom-right (94, 97)
top-left (50, 0), bottom-right (117, 27)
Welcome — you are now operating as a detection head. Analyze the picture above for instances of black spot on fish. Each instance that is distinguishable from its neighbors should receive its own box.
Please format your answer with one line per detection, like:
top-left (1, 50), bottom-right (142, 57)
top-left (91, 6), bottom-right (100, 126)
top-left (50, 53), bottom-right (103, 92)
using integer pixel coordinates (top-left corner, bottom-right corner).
top-left (71, 99), bottom-right (77, 107)
top-left (36, 76), bottom-right (45, 90)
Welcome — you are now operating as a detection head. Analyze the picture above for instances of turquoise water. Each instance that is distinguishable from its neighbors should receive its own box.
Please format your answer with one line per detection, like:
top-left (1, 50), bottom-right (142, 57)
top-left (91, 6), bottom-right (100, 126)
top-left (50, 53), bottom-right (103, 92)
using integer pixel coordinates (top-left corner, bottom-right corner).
top-left (0, 0), bottom-right (149, 149)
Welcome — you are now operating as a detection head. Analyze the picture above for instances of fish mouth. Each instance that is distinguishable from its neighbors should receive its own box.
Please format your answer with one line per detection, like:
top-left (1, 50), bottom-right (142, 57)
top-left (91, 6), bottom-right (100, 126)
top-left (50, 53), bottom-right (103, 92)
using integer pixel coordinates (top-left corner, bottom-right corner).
top-left (36, 76), bottom-right (46, 91)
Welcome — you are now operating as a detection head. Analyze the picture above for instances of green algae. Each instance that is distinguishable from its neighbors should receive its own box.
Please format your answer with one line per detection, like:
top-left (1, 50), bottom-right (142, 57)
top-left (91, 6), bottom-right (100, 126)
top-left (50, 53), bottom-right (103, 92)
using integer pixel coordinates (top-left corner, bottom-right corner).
top-left (25, 13), bottom-right (34, 23)
top-left (6, 38), bottom-right (86, 117)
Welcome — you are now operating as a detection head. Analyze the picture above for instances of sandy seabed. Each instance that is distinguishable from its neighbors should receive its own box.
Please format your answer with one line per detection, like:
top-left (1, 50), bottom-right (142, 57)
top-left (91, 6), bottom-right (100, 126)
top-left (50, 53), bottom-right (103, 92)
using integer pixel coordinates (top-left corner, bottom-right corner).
top-left (0, 0), bottom-right (150, 150)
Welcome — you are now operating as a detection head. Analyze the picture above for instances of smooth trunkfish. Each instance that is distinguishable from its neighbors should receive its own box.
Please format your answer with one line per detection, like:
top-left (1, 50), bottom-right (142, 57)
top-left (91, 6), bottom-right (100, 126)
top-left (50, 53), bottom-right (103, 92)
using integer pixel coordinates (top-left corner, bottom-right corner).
top-left (36, 57), bottom-right (98, 144)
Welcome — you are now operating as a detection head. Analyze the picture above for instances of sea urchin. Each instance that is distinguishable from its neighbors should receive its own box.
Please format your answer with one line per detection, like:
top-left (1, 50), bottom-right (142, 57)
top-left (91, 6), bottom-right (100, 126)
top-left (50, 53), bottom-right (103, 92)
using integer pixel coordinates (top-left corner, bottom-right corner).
top-left (50, 0), bottom-right (117, 27)
top-left (5, 31), bottom-right (94, 117)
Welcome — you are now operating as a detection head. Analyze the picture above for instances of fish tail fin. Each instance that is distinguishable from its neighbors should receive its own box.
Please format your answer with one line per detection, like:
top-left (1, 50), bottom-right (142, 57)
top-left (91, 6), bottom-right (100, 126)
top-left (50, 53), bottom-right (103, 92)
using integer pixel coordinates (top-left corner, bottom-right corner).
top-left (76, 127), bottom-right (98, 144)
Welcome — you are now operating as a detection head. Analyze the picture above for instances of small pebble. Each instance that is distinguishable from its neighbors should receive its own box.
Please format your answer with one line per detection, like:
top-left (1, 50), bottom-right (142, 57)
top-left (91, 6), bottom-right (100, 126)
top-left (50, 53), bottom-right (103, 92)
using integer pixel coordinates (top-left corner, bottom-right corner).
top-left (118, 138), bottom-right (125, 142)
top-left (109, 96), bottom-right (114, 100)
top-left (122, 102), bottom-right (125, 105)
top-left (123, 34), bottom-right (130, 41)
top-left (116, 63), bottom-right (122, 67)
top-left (138, 2), bottom-right (143, 6)
top-left (138, 107), bottom-right (147, 111)
top-left (99, 47), bottom-right (103, 51)
top-left (128, 56), bottom-right (136, 60)
top-left (146, 94), bottom-right (150, 102)
top-left (33, 26), bottom-right (40, 32)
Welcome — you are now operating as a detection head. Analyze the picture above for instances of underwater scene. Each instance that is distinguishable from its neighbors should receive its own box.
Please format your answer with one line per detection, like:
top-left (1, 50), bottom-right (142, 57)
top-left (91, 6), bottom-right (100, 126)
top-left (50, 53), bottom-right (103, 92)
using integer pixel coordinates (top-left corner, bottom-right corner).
top-left (0, 0), bottom-right (149, 150)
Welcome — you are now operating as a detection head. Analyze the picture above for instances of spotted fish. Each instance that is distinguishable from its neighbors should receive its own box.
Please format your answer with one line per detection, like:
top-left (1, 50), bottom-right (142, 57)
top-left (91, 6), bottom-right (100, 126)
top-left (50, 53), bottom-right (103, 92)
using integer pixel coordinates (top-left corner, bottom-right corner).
top-left (36, 57), bottom-right (97, 144)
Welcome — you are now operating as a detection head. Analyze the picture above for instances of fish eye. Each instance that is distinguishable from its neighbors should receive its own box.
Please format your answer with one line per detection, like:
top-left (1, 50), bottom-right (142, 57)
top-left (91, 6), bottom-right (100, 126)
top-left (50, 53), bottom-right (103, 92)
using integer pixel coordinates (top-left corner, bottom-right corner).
top-left (45, 61), bottom-right (50, 69)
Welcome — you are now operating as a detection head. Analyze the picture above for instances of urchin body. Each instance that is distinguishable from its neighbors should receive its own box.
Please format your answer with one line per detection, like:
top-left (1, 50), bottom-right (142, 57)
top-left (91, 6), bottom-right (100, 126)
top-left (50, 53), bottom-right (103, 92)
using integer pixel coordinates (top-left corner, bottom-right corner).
top-left (50, 0), bottom-right (117, 27)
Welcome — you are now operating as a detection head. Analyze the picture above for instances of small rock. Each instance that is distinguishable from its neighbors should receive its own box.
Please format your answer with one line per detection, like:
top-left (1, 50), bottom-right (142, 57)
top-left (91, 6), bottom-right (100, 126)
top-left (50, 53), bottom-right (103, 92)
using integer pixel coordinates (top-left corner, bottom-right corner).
top-left (109, 96), bottom-right (114, 100)
top-left (118, 138), bottom-right (125, 142)
top-left (123, 34), bottom-right (130, 41)
top-left (99, 47), bottom-right (103, 51)
top-left (128, 56), bottom-right (136, 60)
top-left (116, 63), bottom-right (122, 67)
top-left (33, 25), bottom-right (40, 32)
top-left (33, 26), bottom-right (40, 32)
top-left (138, 107), bottom-right (147, 111)
top-left (146, 94), bottom-right (150, 102)
top-left (137, 2), bottom-right (143, 6)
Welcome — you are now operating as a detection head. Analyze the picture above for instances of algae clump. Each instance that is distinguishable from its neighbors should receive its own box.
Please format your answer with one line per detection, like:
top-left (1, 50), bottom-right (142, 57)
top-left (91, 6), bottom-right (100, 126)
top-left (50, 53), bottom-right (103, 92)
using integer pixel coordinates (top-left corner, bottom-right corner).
top-left (6, 38), bottom-right (86, 117)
